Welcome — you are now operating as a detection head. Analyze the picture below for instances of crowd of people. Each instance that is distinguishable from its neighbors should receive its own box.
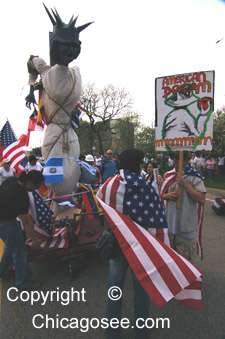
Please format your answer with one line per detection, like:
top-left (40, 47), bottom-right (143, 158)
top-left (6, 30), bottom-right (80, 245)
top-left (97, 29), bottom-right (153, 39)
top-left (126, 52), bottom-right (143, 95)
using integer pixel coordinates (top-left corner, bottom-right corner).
top-left (0, 148), bottom-right (224, 338)
top-left (142, 151), bottom-right (225, 182)
top-left (77, 149), bottom-right (225, 192)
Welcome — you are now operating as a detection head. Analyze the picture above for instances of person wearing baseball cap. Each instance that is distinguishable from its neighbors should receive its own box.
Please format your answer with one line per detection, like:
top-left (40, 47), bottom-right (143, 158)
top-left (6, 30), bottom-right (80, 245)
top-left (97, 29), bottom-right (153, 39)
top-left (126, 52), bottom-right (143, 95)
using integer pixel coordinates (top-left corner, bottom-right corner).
top-left (100, 150), bottom-right (118, 183)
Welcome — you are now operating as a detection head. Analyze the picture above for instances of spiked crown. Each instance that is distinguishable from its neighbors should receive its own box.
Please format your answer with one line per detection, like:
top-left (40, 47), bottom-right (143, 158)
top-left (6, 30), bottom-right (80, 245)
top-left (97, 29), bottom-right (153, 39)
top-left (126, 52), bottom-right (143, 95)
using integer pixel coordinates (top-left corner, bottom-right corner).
top-left (43, 3), bottom-right (93, 46)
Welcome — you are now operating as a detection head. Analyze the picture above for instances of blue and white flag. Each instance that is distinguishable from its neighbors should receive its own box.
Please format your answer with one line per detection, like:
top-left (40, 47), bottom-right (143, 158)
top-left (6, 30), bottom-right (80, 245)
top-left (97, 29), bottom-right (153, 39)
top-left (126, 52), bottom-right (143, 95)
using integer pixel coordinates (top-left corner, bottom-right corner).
top-left (75, 157), bottom-right (97, 184)
top-left (43, 157), bottom-right (63, 183)
top-left (75, 158), bottom-right (97, 175)
top-left (43, 157), bottom-right (97, 184)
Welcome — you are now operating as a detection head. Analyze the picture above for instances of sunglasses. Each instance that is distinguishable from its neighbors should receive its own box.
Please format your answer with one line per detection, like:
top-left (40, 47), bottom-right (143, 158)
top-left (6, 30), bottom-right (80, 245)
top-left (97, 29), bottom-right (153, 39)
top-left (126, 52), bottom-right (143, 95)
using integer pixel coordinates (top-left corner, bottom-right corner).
top-left (107, 153), bottom-right (113, 155)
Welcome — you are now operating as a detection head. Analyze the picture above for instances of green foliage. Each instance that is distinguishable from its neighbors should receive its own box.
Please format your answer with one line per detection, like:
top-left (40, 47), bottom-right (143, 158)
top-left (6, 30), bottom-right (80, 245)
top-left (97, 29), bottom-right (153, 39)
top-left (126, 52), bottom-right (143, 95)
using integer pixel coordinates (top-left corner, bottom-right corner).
top-left (76, 121), bottom-right (92, 154)
top-left (134, 124), bottom-right (156, 155)
top-left (213, 108), bottom-right (225, 154)
top-left (112, 113), bottom-right (140, 153)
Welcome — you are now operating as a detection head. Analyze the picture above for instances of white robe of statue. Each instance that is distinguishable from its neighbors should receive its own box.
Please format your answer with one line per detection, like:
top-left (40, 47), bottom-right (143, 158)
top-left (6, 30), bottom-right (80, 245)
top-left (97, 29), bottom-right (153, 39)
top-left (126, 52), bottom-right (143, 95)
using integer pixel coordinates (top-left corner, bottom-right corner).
top-left (29, 57), bottom-right (81, 216)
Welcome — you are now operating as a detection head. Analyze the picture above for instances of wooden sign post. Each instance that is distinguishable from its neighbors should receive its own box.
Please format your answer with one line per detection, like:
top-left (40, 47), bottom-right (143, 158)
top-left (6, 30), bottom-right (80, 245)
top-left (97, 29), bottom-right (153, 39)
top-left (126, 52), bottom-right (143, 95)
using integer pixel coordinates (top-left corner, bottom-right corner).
top-left (177, 151), bottom-right (183, 209)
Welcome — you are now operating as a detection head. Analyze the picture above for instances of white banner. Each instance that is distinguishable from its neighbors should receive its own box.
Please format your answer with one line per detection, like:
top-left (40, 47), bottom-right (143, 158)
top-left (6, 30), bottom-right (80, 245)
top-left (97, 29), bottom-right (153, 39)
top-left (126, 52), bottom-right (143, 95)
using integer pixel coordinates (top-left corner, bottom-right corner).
top-left (155, 70), bottom-right (214, 151)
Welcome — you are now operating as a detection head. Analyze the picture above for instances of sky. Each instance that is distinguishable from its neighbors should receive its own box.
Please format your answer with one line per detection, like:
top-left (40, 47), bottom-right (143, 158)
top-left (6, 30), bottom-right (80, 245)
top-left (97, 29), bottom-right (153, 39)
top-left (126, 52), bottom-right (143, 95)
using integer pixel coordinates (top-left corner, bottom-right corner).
top-left (1, 0), bottom-right (225, 147)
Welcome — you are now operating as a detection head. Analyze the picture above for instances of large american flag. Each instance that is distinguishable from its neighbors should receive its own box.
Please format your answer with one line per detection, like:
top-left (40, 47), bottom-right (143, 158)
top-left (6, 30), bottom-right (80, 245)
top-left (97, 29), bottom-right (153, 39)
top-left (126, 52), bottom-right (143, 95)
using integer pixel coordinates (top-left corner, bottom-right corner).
top-left (26, 191), bottom-right (70, 249)
top-left (0, 121), bottom-right (26, 169)
top-left (160, 165), bottom-right (204, 259)
top-left (97, 169), bottom-right (204, 310)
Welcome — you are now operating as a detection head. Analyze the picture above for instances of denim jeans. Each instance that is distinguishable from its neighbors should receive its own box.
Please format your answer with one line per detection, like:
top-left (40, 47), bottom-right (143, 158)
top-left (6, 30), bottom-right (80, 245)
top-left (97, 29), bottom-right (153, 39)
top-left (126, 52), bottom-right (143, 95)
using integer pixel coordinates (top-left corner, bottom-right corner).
top-left (207, 168), bottom-right (214, 181)
top-left (0, 219), bottom-right (33, 289)
top-left (106, 251), bottom-right (151, 339)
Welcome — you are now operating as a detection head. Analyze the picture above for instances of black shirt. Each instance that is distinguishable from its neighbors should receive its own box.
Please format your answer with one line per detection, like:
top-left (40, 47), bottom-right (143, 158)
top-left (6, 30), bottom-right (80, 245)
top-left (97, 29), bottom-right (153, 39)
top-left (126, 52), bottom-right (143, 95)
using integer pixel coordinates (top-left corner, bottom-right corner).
top-left (0, 176), bottom-right (29, 221)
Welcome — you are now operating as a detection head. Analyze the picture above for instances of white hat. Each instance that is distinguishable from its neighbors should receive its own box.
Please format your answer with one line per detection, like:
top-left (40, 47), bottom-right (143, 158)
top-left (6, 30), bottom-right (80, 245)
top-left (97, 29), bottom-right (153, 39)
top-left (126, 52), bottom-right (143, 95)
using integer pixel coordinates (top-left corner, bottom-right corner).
top-left (2, 158), bottom-right (11, 164)
top-left (85, 154), bottom-right (94, 162)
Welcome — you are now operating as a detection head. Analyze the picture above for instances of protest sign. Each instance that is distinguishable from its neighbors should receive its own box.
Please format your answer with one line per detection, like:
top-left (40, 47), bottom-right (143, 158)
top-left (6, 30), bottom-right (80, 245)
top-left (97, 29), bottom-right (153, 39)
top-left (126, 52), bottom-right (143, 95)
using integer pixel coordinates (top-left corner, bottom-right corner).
top-left (155, 70), bottom-right (214, 151)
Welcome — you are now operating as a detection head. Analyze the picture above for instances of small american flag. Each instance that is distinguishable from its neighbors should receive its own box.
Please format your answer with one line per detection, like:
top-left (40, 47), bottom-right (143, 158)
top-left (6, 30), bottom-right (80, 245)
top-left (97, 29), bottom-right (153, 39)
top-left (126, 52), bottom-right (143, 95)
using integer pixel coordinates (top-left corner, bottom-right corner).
top-left (27, 191), bottom-right (69, 249)
top-left (0, 121), bottom-right (26, 169)
top-left (97, 169), bottom-right (204, 310)
top-left (28, 108), bottom-right (45, 132)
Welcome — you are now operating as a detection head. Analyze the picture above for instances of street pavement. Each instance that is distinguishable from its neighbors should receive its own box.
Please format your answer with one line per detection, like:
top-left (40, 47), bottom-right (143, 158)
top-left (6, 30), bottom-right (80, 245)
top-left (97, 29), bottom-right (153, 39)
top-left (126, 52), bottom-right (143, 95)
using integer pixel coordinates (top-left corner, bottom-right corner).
top-left (0, 187), bottom-right (225, 339)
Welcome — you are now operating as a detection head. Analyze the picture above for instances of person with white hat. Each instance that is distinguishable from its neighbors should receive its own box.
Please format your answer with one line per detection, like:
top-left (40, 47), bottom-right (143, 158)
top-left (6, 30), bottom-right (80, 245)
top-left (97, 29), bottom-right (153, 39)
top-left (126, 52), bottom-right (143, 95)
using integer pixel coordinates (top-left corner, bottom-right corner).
top-left (85, 154), bottom-right (95, 163)
top-left (0, 159), bottom-right (16, 185)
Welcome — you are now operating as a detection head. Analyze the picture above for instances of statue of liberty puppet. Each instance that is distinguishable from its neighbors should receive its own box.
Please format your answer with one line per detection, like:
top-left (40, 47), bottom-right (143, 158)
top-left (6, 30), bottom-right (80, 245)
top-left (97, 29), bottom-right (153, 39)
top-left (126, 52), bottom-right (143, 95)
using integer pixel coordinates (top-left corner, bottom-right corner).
top-left (25, 4), bottom-right (93, 216)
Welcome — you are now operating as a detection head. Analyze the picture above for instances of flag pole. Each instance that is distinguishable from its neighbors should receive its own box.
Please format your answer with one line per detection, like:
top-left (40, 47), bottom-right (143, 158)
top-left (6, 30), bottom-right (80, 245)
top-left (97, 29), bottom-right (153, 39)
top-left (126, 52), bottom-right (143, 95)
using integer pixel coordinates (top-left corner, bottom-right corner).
top-left (176, 151), bottom-right (183, 208)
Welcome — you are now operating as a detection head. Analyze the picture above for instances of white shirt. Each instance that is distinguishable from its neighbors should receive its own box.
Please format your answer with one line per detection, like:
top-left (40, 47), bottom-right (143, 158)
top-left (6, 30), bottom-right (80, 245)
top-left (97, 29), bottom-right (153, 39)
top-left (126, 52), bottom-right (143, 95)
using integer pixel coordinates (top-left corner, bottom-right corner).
top-left (218, 157), bottom-right (225, 166)
top-left (141, 169), bottom-right (146, 178)
top-left (190, 158), bottom-right (195, 167)
top-left (168, 158), bottom-right (174, 167)
top-left (0, 167), bottom-right (15, 185)
top-left (194, 156), bottom-right (201, 169)
top-left (200, 156), bottom-right (206, 167)
top-left (25, 162), bottom-right (43, 172)
top-left (95, 157), bottom-right (102, 167)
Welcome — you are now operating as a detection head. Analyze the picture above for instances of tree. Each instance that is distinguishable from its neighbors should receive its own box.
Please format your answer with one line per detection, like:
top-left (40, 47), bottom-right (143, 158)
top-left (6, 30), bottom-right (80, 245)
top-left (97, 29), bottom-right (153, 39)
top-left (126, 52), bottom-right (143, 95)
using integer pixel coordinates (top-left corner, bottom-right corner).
top-left (112, 112), bottom-right (140, 152)
top-left (134, 124), bottom-right (156, 156)
top-left (79, 83), bottom-right (133, 154)
top-left (76, 121), bottom-right (93, 155)
top-left (213, 108), bottom-right (225, 154)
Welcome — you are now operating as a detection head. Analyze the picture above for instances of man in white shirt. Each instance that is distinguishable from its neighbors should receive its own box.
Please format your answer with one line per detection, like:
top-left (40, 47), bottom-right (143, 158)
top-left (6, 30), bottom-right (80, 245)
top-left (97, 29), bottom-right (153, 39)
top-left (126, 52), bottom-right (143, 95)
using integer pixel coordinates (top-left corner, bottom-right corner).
top-left (194, 153), bottom-right (201, 170)
top-left (25, 155), bottom-right (43, 172)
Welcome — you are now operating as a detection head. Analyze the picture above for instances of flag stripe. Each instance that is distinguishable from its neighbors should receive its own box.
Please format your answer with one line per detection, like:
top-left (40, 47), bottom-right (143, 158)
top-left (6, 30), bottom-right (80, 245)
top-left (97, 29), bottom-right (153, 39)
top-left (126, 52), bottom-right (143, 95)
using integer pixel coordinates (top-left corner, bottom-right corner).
top-left (148, 228), bottom-right (170, 246)
top-left (98, 197), bottom-right (202, 308)
top-left (102, 202), bottom-right (168, 306)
